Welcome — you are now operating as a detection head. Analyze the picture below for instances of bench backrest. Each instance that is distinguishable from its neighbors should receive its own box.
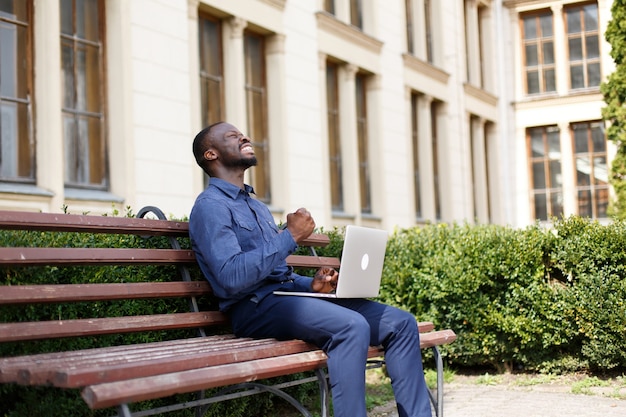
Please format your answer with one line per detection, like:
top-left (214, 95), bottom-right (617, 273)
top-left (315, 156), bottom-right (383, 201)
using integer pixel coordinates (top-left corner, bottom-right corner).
top-left (0, 208), bottom-right (339, 344)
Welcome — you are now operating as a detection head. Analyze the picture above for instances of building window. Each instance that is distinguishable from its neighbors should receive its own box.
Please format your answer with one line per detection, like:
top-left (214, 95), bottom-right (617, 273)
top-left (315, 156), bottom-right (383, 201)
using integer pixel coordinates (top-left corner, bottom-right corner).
top-left (327, 62), bottom-right (343, 212)
top-left (198, 14), bottom-right (224, 127)
top-left (244, 31), bottom-right (270, 203)
top-left (572, 121), bottom-right (608, 218)
top-left (521, 10), bottom-right (556, 95)
top-left (355, 73), bottom-right (370, 214)
top-left (60, 0), bottom-right (107, 189)
top-left (528, 126), bottom-right (562, 221)
top-left (431, 100), bottom-right (441, 220)
top-left (0, 1), bottom-right (34, 183)
top-left (405, 0), bottom-right (414, 54)
top-left (350, 0), bottom-right (362, 29)
top-left (323, 0), bottom-right (334, 14)
top-left (424, 0), bottom-right (434, 63)
top-left (410, 93), bottom-right (421, 219)
top-left (565, 2), bottom-right (600, 89)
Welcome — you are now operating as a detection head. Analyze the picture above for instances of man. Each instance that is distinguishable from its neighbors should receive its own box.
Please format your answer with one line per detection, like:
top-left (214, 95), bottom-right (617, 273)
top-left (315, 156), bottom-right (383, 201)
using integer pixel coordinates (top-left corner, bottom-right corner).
top-left (189, 121), bottom-right (432, 417)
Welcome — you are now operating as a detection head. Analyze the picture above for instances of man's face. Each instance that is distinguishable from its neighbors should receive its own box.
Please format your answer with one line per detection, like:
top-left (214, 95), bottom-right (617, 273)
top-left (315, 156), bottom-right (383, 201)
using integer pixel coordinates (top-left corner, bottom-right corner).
top-left (209, 123), bottom-right (257, 169)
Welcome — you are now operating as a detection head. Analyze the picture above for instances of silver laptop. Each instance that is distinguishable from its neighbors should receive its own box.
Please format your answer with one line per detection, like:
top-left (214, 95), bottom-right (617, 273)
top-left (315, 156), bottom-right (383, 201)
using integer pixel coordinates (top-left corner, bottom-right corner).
top-left (273, 225), bottom-right (388, 298)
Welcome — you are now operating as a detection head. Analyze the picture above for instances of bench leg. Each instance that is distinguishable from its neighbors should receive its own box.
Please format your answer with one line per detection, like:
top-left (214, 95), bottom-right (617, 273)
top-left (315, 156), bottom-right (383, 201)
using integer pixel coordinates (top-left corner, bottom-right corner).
top-left (429, 346), bottom-right (444, 417)
top-left (117, 404), bottom-right (132, 417)
top-left (316, 368), bottom-right (330, 417)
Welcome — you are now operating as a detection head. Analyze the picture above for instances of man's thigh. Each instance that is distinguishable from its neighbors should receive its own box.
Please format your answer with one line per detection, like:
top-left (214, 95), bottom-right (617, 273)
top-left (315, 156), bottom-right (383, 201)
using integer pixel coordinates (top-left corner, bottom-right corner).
top-left (230, 294), bottom-right (369, 346)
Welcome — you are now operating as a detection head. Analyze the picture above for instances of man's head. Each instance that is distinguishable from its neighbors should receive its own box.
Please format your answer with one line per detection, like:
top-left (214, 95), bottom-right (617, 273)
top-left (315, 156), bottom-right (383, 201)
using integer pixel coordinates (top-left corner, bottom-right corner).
top-left (193, 122), bottom-right (257, 176)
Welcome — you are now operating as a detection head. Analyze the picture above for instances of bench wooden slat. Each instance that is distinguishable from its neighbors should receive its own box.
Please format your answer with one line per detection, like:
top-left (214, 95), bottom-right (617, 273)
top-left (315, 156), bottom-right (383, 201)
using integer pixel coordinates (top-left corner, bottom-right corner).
top-left (82, 350), bottom-right (331, 409)
top-left (0, 282), bottom-right (212, 305)
top-left (0, 312), bottom-right (228, 343)
top-left (0, 210), bottom-right (331, 248)
top-left (0, 211), bottom-right (188, 236)
top-left (285, 254), bottom-right (341, 269)
top-left (0, 247), bottom-right (196, 266)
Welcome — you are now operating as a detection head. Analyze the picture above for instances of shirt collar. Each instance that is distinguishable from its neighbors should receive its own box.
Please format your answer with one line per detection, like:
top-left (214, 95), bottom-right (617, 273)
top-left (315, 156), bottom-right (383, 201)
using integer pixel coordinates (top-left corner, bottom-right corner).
top-left (209, 177), bottom-right (255, 199)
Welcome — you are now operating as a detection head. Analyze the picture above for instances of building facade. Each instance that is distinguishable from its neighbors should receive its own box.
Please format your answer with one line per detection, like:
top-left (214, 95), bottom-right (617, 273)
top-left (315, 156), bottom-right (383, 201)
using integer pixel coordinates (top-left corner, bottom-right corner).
top-left (0, 0), bottom-right (616, 230)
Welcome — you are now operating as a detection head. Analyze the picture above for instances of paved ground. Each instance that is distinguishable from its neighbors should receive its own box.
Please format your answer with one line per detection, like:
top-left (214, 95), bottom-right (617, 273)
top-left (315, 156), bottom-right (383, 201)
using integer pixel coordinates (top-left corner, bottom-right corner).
top-left (368, 374), bottom-right (626, 417)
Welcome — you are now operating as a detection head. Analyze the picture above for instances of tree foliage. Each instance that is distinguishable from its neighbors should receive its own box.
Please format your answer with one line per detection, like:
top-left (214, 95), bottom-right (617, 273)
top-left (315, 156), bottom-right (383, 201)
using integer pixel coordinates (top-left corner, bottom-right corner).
top-left (601, 0), bottom-right (626, 218)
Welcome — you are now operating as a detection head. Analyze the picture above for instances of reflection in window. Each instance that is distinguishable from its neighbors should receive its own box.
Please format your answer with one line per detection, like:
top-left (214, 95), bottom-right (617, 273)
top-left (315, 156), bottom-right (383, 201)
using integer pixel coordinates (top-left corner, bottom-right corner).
top-left (198, 15), bottom-right (224, 127)
top-left (0, 0), bottom-right (34, 182)
top-left (244, 31), bottom-right (270, 203)
top-left (565, 3), bottom-right (601, 89)
top-left (528, 126), bottom-right (563, 221)
top-left (327, 62), bottom-right (343, 212)
top-left (572, 121), bottom-right (608, 218)
top-left (60, 0), bottom-right (106, 189)
top-left (521, 10), bottom-right (556, 94)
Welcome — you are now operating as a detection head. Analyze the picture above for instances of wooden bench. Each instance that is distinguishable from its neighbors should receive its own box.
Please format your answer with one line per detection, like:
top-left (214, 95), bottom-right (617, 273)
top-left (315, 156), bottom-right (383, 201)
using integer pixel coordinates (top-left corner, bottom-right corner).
top-left (0, 206), bottom-right (456, 417)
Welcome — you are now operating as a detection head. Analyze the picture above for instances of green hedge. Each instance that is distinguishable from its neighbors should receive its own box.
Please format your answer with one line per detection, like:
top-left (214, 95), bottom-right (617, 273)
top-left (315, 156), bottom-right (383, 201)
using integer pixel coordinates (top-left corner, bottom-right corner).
top-left (378, 216), bottom-right (626, 373)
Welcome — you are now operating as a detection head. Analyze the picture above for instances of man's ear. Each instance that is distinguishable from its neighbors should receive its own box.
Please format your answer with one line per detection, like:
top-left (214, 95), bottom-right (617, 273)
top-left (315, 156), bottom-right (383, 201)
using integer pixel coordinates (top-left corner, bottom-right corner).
top-left (204, 149), bottom-right (217, 161)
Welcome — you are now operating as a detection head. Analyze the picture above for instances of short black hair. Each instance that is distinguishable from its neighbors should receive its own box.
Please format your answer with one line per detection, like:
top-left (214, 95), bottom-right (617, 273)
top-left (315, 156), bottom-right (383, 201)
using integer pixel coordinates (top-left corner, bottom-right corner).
top-left (192, 121), bottom-right (225, 174)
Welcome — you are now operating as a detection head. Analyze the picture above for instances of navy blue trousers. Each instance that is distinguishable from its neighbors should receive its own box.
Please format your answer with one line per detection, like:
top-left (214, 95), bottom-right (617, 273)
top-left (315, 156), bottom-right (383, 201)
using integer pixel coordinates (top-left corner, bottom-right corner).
top-left (228, 293), bottom-right (432, 417)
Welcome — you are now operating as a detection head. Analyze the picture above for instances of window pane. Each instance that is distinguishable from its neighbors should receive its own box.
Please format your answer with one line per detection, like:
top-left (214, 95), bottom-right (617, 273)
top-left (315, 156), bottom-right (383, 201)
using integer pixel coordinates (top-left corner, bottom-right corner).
top-left (593, 156), bottom-right (607, 186)
top-left (585, 35), bottom-right (599, 58)
top-left (584, 4), bottom-right (598, 31)
top-left (526, 71), bottom-right (539, 94)
top-left (574, 127), bottom-right (588, 153)
top-left (542, 41), bottom-right (554, 64)
top-left (532, 162), bottom-right (546, 188)
top-left (549, 160), bottom-right (561, 187)
top-left (530, 130), bottom-right (544, 157)
top-left (570, 65), bottom-right (584, 88)
top-left (534, 193), bottom-right (547, 221)
top-left (578, 189), bottom-right (591, 217)
top-left (591, 124), bottom-right (605, 151)
top-left (596, 188), bottom-right (609, 217)
top-left (60, 0), bottom-right (73, 35)
top-left (566, 9), bottom-right (581, 33)
top-left (551, 192), bottom-right (563, 217)
top-left (61, 42), bottom-right (76, 108)
top-left (525, 44), bottom-right (538, 66)
top-left (324, 0), bottom-right (335, 14)
top-left (523, 16), bottom-right (537, 39)
top-left (576, 156), bottom-right (591, 185)
top-left (539, 14), bottom-right (552, 36)
top-left (547, 131), bottom-right (560, 157)
top-left (587, 62), bottom-right (601, 86)
top-left (568, 37), bottom-right (582, 60)
top-left (544, 69), bottom-right (556, 92)
top-left (0, 0), bottom-right (28, 19)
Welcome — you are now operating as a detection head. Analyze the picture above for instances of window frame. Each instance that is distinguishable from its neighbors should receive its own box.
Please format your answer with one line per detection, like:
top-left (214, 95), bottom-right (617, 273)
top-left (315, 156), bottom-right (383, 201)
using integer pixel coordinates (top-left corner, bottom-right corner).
top-left (527, 126), bottom-right (563, 221)
top-left (243, 30), bottom-right (270, 204)
top-left (520, 9), bottom-right (556, 95)
top-left (198, 13), bottom-right (224, 128)
top-left (0, 0), bottom-right (35, 183)
top-left (571, 121), bottom-right (608, 219)
top-left (564, 2), bottom-right (601, 90)
top-left (60, 0), bottom-right (108, 190)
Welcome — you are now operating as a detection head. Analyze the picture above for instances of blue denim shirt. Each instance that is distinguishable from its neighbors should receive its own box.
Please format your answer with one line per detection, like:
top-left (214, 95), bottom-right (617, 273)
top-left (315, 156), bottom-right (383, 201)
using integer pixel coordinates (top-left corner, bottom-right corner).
top-left (189, 177), bottom-right (312, 311)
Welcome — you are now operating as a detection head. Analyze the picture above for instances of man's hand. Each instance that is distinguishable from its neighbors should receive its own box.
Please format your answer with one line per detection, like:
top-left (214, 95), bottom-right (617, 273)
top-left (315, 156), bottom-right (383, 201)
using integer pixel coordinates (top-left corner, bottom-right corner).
top-left (311, 267), bottom-right (338, 293)
top-left (285, 208), bottom-right (315, 243)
